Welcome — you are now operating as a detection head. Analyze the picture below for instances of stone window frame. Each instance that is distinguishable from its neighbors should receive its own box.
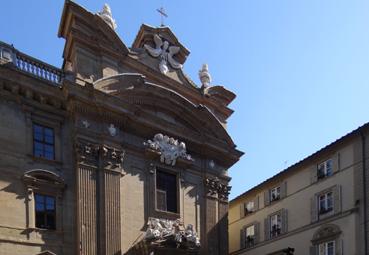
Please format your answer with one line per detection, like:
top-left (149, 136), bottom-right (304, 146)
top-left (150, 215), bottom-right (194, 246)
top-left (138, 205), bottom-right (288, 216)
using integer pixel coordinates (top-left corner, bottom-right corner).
top-left (317, 159), bottom-right (333, 180)
top-left (25, 112), bottom-right (63, 163)
top-left (264, 181), bottom-right (287, 206)
top-left (264, 208), bottom-right (288, 241)
top-left (240, 221), bottom-right (260, 249)
top-left (311, 185), bottom-right (341, 223)
top-left (240, 196), bottom-right (259, 218)
top-left (150, 163), bottom-right (181, 220)
top-left (33, 123), bottom-right (55, 160)
top-left (310, 224), bottom-right (342, 255)
top-left (311, 154), bottom-right (340, 184)
top-left (318, 191), bottom-right (333, 215)
top-left (23, 169), bottom-right (65, 231)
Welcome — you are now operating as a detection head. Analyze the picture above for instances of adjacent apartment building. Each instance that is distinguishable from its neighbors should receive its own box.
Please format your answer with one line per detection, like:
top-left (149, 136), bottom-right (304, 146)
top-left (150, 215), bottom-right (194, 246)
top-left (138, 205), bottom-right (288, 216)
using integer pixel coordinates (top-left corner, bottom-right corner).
top-left (0, 1), bottom-right (243, 255)
top-left (229, 123), bottom-right (369, 255)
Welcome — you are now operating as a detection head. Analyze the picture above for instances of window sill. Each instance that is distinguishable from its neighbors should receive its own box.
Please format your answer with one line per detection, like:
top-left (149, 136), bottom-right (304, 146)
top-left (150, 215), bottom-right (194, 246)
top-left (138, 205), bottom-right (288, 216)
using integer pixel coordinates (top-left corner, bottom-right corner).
top-left (25, 227), bottom-right (62, 235)
top-left (153, 209), bottom-right (181, 220)
top-left (28, 154), bottom-right (62, 165)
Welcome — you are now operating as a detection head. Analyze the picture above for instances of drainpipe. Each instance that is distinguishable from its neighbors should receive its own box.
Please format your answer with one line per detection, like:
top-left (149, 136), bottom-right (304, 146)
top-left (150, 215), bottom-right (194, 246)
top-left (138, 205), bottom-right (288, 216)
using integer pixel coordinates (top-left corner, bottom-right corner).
top-left (361, 131), bottom-right (368, 255)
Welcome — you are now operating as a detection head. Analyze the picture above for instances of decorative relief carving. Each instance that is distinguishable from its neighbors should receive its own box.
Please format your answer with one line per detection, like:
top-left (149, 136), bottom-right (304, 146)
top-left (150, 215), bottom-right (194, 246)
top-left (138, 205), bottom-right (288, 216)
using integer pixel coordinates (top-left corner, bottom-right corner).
top-left (97, 3), bottom-right (117, 30)
top-left (102, 145), bottom-right (124, 170)
top-left (108, 123), bottom-right (117, 137)
top-left (76, 140), bottom-right (100, 164)
top-left (312, 224), bottom-right (342, 244)
top-left (199, 64), bottom-right (211, 88)
top-left (144, 34), bottom-right (182, 74)
top-left (205, 177), bottom-right (231, 200)
top-left (144, 133), bottom-right (192, 166)
top-left (209, 160), bottom-right (215, 169)
top-left (145, 217), bottom-right (200, 249)
top-left (81, 120), bottom-right (90, 128)
top-left (76, 140), bottom-right (124, 170)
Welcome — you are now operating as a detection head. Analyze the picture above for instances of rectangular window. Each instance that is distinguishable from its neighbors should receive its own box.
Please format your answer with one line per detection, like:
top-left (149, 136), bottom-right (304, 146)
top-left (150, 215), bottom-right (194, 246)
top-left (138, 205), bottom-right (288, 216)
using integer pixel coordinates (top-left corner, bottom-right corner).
top-left (270, 186), bottom-right (281, 202)
top-left (245, 225), bottom-right (255, 248)
top-left (245, 201), bottom-right (254, 214)
top-left (33, 124), bottom-right (54, 160)
top-left (317, 159), bottom-right (333, 180)
top-left (35, 193), bottom-right (56, 230)
top-left (319, 192), bottom-right (333, 215)
top-left (156, 170), bottom-right (177, 213)
top-left (270, 214), bottom-right (282, 238)
top-left (319, 241), bottom-right (335, 255)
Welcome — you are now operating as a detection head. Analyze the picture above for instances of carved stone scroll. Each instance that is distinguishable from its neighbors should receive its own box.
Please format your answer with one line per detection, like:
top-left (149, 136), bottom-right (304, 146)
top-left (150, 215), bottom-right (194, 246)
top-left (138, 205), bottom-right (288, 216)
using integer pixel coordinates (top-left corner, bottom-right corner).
top-left (144, 133), bottom-right (192, 166)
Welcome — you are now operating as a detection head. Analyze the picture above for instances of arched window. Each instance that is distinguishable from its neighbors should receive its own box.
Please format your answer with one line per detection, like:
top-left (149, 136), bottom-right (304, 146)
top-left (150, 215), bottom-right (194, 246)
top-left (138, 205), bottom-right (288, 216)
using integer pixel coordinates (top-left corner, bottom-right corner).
top-left (23, 169), bottom-right (65, 231)
top-left (310, 224), bottom-right (342, 255)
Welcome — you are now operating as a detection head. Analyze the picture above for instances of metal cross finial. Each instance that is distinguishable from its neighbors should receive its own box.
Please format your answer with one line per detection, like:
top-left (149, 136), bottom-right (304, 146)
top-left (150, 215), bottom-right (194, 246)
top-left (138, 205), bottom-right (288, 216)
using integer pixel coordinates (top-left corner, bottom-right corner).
top-left (156, 7), bottom-right (168, 27)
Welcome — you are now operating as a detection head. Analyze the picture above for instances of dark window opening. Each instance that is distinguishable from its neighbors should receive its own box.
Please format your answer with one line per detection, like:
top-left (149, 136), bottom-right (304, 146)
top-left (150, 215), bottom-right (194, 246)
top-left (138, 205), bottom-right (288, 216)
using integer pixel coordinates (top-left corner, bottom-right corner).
top-left (33, 124), bottom-right (54, 160)
top-left (35, 193), bottom-right (56, 230)
top-left (156, 170), bottom-right (177, 213)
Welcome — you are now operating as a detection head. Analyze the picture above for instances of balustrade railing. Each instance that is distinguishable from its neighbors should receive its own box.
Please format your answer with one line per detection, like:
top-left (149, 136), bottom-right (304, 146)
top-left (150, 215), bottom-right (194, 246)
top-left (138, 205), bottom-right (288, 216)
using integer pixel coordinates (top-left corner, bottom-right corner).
top-left (0, 41), bottom-right (64, 86)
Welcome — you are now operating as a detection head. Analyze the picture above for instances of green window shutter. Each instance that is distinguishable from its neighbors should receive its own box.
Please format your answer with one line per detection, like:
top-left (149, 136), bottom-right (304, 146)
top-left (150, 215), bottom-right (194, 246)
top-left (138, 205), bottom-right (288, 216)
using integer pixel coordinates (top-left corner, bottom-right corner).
top-left (310, 164), bottom-right (318, 184)
top-left (333, 185), bottom-right (342, 214)
top-left (332, 153), bottom-right (340, 173)
top-left (264, 190), bottom-right (270, 206)
top-left (309, 245), bottom-right (318, 255)
top-left (311, 195), bottom-right (318, 223)
top-left (240, 228), bottom-right (245, 249)
top-left (240, 203), bottom-right (245, 218)
top-left (280, 181), bottom-right (287, 199)
top-left (282, 208), bottom-right (288, 234)
top-left (264, 217), bottom-right (270, 241)
top-left (254, 196), bottom-right (259, 211)
top-left (254, 222), bottom-right (260, 244)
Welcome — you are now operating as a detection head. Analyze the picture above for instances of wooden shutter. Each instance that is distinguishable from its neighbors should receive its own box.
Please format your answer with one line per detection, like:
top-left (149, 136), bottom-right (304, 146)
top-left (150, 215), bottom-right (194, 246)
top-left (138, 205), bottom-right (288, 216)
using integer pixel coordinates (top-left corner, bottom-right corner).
top-left (309, 245), bottom-right (318, 255)
top-left (280, 181), bottom-right (287, 199)
top-left (281, 209), bottom-right (288, 234)
top-left (240, 228), bottom-right (245, 249)
top-left (332, 153), bottom-right (340, 173)
top-left (336, 239), bottom-right (343, 255)
top-left (311, 195), bottom-right (318, 223)
top-left (310, 164), bottom-right (318, 184)
top-left (240, 203), bottom-right (245, 218)
top-left (264, 190), bottom-right (270, 206)
top-left (264, 217), bottom-right (270, 241)
top-left (254, 196), bottom-right (259, 211)
top-left (333, 185), bottom-right (342, 214)
top-left (254, 222), bottom-right (260, 244)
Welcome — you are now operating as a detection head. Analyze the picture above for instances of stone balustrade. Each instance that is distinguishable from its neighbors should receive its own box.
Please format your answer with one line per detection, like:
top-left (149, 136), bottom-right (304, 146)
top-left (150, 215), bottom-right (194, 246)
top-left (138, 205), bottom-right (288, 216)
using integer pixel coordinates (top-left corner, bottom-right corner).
top-left (0, 41), bottom-right (64, 86)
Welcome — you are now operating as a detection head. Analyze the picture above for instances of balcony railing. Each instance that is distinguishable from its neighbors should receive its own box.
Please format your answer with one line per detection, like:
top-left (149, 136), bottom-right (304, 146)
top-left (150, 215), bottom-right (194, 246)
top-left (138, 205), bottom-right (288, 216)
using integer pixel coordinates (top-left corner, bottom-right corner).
top-left (0, 41), bottom-right (64, 86)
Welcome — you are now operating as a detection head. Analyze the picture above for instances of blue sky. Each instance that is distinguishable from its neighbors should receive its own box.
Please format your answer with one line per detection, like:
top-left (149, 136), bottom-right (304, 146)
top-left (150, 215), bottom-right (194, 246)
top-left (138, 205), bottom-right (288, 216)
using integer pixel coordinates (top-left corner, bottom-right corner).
top-left (2, 1), bottom-right (369, 199)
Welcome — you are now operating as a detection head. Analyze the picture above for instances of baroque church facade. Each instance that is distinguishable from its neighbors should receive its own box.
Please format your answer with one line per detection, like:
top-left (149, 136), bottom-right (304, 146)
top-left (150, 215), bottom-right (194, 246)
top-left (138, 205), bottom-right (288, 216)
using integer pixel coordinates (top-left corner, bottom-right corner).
top-left (0, 1), bottom-right (242, 255)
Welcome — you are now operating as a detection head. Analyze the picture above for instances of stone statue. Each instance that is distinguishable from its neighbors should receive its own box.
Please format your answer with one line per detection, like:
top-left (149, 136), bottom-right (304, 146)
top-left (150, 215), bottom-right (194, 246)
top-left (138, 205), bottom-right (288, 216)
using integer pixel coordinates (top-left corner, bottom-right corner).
top-left (144, 217), bottom-right (200, 249)
top-left (97, 3), bottom-right (117, 30)
top-left (144, 34), bottom-right (182, 74)
top-left (199, 64), bottom-right (211, 88)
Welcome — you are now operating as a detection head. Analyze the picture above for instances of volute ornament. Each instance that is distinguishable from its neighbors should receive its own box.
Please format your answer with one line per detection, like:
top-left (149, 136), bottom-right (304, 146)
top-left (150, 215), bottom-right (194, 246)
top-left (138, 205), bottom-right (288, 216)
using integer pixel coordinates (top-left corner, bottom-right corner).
top-left (144, 34), bottom-right (182, 74)
top-left (144, 133), bottom-right (192, 166)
